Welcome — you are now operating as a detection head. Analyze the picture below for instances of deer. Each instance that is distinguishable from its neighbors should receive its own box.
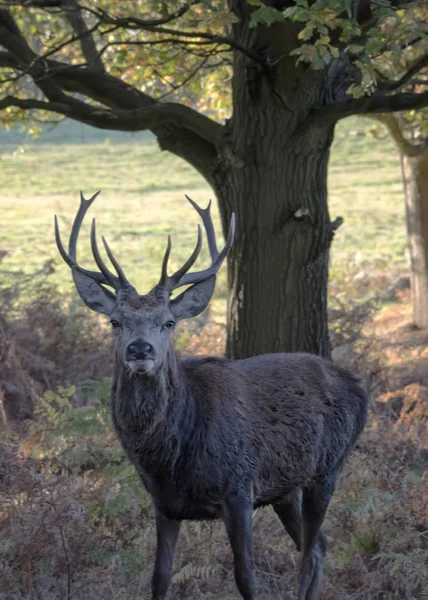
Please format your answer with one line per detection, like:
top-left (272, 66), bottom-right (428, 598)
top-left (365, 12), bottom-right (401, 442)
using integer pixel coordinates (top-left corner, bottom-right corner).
top-left (55, 192), bottom-right (368, 600)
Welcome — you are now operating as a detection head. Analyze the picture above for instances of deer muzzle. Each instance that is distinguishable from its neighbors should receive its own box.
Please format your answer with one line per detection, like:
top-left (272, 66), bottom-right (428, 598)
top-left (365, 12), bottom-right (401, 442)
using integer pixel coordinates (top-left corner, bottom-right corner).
top-left (125, 339), bottom-right (155, 374)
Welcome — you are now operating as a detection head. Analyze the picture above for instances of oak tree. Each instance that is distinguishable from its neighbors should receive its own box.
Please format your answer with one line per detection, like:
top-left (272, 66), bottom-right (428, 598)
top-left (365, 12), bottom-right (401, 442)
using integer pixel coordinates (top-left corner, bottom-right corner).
top-left (1, 0), bottom-right (427, 358)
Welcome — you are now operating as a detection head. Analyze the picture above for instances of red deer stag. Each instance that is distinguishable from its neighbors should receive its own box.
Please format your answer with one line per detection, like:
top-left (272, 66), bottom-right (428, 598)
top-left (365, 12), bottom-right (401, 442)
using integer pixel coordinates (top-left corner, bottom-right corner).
top-left (55, 192), bottom-right (367, 600)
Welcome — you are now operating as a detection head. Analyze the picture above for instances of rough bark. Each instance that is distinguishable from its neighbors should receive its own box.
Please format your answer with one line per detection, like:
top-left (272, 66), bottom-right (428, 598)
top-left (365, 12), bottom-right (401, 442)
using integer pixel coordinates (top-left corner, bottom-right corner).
top-left (401, 152), bottom-right (428, 328)
top-left (217, 143), bottom-right (334, 359)
top-left (213, 11), bottom-right (337, 359)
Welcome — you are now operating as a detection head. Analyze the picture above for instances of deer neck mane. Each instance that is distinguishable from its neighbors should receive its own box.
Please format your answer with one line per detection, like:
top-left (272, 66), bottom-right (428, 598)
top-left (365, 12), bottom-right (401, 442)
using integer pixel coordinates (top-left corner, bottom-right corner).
top-left (112, 344), bottom-right (196, 473)
top-left (112, 344), bottom-right (190, 430)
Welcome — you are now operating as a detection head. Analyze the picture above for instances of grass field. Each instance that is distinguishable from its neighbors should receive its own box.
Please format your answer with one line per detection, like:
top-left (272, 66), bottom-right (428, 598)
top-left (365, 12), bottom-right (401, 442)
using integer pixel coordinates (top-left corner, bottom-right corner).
top-left (1, 116), bottom-right (406, 309)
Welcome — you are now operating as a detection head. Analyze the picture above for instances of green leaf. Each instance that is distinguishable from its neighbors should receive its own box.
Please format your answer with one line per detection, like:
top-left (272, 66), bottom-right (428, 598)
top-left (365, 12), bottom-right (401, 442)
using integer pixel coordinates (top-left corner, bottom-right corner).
top-left (249, 5), bottom-right (285, 27)
top-left (283, 6), bottom-right (297, 19)
top-left (299, 24), bottom-right (315, 41)
top-left (312, 51), bottom-right (326, 70)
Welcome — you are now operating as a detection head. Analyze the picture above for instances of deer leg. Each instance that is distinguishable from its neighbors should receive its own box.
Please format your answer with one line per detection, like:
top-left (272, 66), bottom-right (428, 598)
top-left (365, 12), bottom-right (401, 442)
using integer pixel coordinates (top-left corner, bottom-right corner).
top-left (152, 509), bottom-right (181, 600)
top-left (305, 530), bottom-right (327, 600)
top-left (273, 489), bottom-right (303, 551)
top-left (223, 493), bottom-right (256, 600)
top-left (297, 476), bottom-right (336, 600)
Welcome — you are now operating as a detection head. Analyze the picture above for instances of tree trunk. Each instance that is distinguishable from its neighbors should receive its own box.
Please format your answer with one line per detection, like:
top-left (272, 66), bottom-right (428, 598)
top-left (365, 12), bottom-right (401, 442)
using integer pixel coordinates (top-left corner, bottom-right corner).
top-left (213, 23), bottom-right (337, 360)
top-left (401, 152), bottom-right (428, 328)
top-left (219, 147), bottom-right (333, 360)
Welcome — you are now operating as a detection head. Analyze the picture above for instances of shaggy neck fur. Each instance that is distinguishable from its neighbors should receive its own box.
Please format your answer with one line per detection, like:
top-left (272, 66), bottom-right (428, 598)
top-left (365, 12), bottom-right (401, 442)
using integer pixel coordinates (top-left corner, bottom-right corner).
top-left (111, 344), bottom-right (195, 472)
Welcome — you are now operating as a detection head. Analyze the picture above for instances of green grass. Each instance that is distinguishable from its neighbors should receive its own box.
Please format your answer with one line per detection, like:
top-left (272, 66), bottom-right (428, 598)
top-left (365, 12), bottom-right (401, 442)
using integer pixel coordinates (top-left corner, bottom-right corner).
top-left (0, 116), bottom-right (405, 305)
top-left (329, 122), bottom-right (406, 279)
top-left (1, 123), bottom-right (216, 297)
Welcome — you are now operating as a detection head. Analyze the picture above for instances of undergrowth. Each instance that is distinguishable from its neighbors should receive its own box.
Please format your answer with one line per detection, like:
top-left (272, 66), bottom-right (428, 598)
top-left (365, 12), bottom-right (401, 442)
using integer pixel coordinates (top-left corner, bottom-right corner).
top-left (1, 379), bottom-right (427, 599)
top-left (0, 268), bottom-right (427, 599)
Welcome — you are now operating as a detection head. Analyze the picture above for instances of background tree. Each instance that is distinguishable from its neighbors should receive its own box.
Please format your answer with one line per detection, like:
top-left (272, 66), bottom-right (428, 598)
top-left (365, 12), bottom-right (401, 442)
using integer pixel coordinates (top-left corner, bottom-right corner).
top-left (1, 0), bottom-right (427, 360)
top-left (399, 113), bottom-right (428, 329)
top-left (367, 24), bottom-right (428, 328)
top-left (372, 108), bottom-right (428, 328)
top-left (370, 106), bottom-right (428, 328)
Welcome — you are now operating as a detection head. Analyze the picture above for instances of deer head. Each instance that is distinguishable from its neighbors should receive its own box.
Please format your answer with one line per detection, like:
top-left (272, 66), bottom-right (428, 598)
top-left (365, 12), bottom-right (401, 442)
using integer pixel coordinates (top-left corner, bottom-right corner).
top-left (55, 193), bottom-right (235, 376)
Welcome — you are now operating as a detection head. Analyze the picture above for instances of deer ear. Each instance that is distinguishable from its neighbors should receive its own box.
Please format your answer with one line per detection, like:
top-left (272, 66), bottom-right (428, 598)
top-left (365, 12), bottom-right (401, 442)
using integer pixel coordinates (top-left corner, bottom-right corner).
top-left (170, 275), bottom-right (215, 321)
top-left (72, 268), bottom-right (116, 316)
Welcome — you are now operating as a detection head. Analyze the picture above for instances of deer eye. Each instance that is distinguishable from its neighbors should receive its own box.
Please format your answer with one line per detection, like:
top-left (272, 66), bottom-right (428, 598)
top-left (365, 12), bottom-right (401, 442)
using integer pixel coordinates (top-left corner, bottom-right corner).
top-left (163, 320), bottom-right (175, 331)
top-left (110, 319), bottom-right (121, 329)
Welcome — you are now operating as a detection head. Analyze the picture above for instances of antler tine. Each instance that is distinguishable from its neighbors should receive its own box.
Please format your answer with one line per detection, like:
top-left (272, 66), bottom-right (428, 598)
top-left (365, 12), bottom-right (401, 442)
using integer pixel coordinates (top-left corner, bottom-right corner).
top-left (159, 235), bottom-right (172, 286)
top-left (185, 195), bottom-right (218, 260)
top-left (54, 214), bottom-right (75, 269)
top-left (176, 212), bottom-right (235, 288)
top-left (55, 215), bottom-right (108, 284)
top-left (157, 197), bottom-right (235, 292)
top-left (90, 219), bottom-right (122, 290)
top-left (69, 190), bottom-right (101, 261)
top-left (164, 225), bottom-right (203, 287)
top-left (55, 191), bottom-right (113, 286)
top-left (101, 235), bottom-right (129, 286)
top-left (157, 226), bottom-right (203, 291)
top-left (55, 190), bottom-right (130, 291)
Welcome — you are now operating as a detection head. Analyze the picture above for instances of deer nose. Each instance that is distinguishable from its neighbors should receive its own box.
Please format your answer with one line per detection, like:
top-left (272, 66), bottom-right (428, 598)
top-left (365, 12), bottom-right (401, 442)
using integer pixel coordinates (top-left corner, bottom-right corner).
top-left (126, 340), bottom-right (153, 361)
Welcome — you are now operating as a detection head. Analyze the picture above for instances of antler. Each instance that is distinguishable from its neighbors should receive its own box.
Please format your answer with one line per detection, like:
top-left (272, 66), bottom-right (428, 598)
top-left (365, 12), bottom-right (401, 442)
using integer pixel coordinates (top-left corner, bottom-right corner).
top-left (55, 191), bottom-right (130, 291)
top-left (158, 195), bottom-right (235, 292)
top-left (56, 192), bottom-right (234, 298)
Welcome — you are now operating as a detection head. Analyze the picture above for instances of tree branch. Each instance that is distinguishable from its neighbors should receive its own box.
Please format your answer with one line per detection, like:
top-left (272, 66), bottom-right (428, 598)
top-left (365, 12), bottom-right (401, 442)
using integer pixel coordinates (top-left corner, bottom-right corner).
top-left (309, 89), bottom-right (428, 127)
top-left (0, 50), bottom-right (16, 68)
top-left (0, 55), bottom-right (223, 146)
top-left (0, 8), bottom-right (223, 185)
top-left (377, 54), bottom-right (428, 91)
top-left (1, 0), bottom-right (198, 25)
top-left (84, 0), bottom-right (200, 28)
top-left (339, 90), bottom-right (428, 118)
top-left (368, 113), bottom-right (428, 157)
top-left (77, 4), bottom-right (262, 63)
top-left (0, 47), bottom-right (152, 110)
top-left (156, 128), bottom-right (218, 188)
top-left (8, 0), bottom-right (261, 61)
top-left (120, 102), bottom-right (223, 144)
top-left (0, 94), bottom-right (219, 184)
top-left (63, 0), bottom-right (104, 72)
top-left (0, 95), bottom-right (77, 112)
top-left (0, 9), bottom-right (222, 140)
top-left (0, 9), bottom-right (67, 101)
top-left (136, 25), bottom-right (262, 63)
top-left (0, 92), bottom-right (222, 143)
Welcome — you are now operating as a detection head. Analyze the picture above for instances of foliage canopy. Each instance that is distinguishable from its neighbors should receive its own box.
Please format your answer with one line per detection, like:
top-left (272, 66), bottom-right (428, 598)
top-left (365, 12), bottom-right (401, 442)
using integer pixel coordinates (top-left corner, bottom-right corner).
top-left (0, 0), bottom-right (427, 136)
